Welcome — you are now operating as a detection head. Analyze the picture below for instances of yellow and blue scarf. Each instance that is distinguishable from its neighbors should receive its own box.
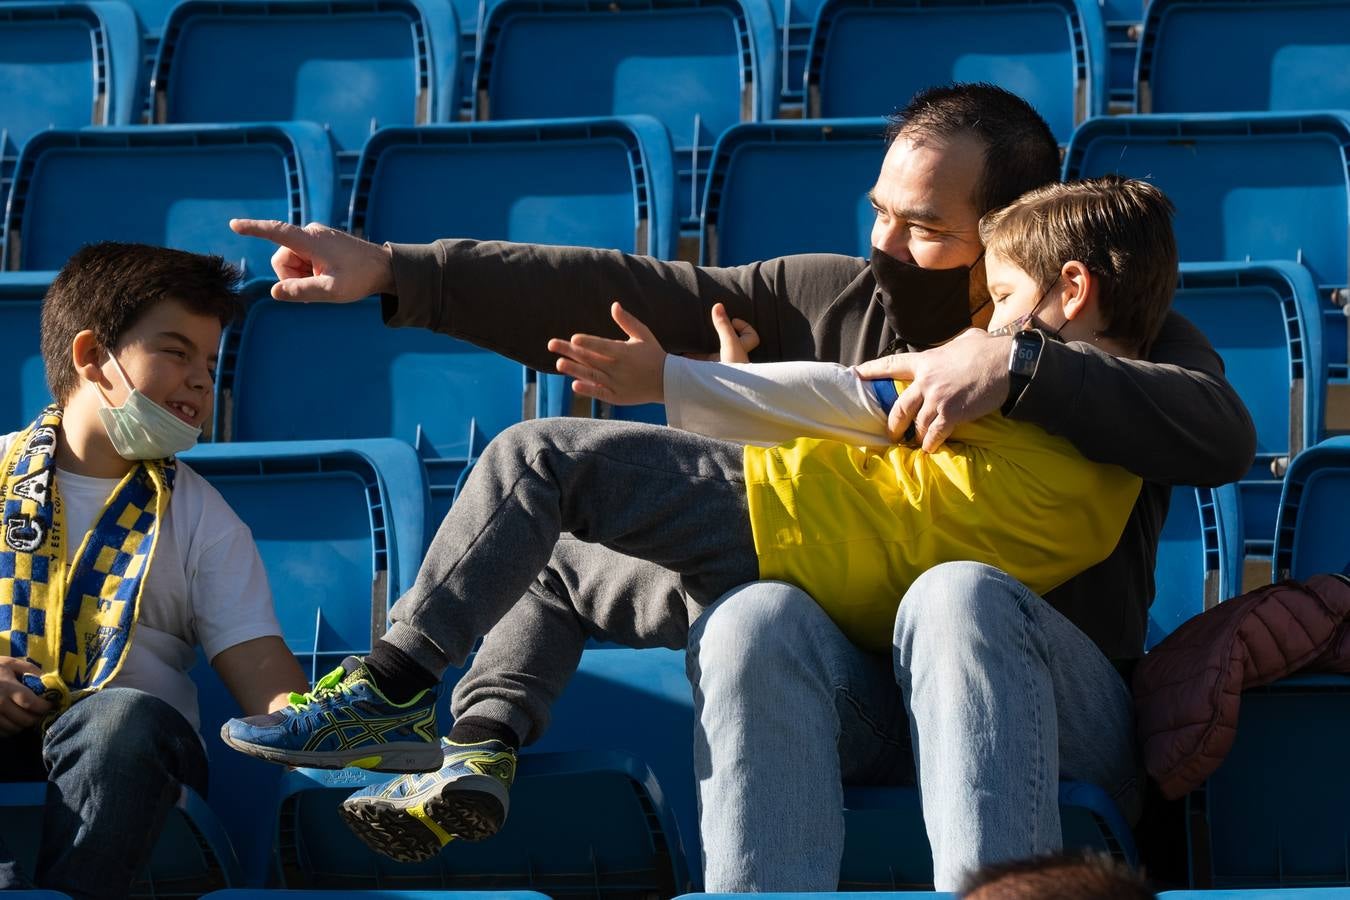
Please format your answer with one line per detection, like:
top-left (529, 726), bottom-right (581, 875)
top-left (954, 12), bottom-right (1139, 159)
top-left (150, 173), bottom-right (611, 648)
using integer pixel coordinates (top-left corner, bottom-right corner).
top-left (0, 406), bottom-right (173, 717)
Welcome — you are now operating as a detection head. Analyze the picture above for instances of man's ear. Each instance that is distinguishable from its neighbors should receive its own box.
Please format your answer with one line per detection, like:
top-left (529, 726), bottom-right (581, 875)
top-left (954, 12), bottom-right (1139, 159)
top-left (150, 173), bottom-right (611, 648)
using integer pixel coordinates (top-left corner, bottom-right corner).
top-left (71, 330), bottom-right (110, 388)
top-left (1058, 260), bottom-right (1095, 322)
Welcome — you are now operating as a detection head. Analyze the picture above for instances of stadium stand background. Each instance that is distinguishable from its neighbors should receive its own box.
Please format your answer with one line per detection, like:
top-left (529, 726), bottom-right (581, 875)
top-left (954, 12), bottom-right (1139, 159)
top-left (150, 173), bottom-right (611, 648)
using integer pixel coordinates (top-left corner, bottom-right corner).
top-left (2, 0), bottom-right (1349, 895)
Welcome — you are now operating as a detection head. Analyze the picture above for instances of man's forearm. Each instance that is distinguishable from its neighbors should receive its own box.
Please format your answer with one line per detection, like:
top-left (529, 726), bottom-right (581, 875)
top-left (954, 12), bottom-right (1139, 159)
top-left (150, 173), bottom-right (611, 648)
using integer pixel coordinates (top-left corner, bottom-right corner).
top-left (383, 240), bottom-right (771, 371)
top-left (1008, 313), bottom-right (1256, 486)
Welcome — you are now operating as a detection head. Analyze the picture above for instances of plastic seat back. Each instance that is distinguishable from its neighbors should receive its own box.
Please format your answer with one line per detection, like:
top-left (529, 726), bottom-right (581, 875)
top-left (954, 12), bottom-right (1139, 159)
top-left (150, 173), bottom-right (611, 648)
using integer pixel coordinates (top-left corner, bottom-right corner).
top-left (0, 1), bottom-right (140, 153)
top-left (1275, 436), bottom-right (1350, 581)
top-left (1150, 484), bottom-right (1242, 649)
top-left (153, 0), bottom-right (458, 198)
top-left (2, 123), bottom-right (336, 278)
top-left (1066, 112), bottom-right (1350, 382)
top-left (1138, 0), bottom-right (1350, 114)
top-left (351, 117), bottom-right (677, 259)
top-left (805, 0), bottom-right (1107, 143)
top-left (181, 439), bottom-right (429, 879)
top-left (0, 273), bottom-right (53, 431)
top-left (1173, 261), bottom-right (1326, 556)
top-left (473, 0), bottom-right (778, 227)
top-left (700, 118), bottom-right (884, 265)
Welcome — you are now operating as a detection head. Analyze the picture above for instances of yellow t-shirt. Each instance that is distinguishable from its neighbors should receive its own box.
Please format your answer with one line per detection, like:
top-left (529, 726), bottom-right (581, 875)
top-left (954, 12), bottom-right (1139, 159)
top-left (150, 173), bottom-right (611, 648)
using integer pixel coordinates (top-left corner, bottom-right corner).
top-left (742, 389), bottom-right (1141, 652)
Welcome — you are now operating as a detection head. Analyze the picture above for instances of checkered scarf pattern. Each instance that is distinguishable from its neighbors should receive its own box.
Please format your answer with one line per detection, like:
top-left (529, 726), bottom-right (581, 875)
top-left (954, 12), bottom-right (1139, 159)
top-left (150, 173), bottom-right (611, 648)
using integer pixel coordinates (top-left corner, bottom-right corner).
top-left (0, 406), bottom-right (173, 718)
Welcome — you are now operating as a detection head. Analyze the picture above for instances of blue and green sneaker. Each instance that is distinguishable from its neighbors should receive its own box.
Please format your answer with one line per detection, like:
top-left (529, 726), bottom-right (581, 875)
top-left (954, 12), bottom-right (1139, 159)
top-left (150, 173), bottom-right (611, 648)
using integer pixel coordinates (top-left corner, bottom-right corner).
top-left (220, 656), bottom-right (441, 773)
top-left (339, 737), bottom-right (517, 862)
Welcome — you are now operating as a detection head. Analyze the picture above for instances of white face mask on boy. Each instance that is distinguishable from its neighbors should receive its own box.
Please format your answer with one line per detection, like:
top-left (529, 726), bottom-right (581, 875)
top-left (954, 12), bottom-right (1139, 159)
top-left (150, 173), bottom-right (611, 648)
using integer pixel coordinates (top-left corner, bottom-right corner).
top-left (96, 353), bottom-right (201, 460)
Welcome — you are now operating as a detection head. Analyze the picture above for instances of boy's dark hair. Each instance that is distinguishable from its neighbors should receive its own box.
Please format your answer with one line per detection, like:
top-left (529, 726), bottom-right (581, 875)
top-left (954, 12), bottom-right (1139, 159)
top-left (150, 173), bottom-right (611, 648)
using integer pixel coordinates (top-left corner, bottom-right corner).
top-left (978, 175), bottom-right (1178, 354)
top-left (41, 242), bottom-right (244, 403)
top-left (885, 82), bottom-right (1061, 217)
top-left (959, 851), bottom-right (1155, 900)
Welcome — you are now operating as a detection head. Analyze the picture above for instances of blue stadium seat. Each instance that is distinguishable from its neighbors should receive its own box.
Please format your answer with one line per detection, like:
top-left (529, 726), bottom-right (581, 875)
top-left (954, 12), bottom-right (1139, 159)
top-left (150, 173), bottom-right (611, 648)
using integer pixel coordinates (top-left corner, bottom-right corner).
top-left (348, 116), bottom-right (677, 431)
top-left (350, 117), bottom-right (677, 259)
top-left (1138, 0), bottom-right (1350, 115)
top-left (0, 1), bottom-right (139, 164)
top-left (152, 0), bottom-right (459, 211)
top-left (1149, 484), bottom-right (1243, 650)
top-left (219, 295), bottom-right (526, 522)
top-left (0, 893), bottom-right (71, 899)
top-left (204, 892), bottom-right (553, 899)
top-left (0, 778), bottom-right (243, 897)
top-left (1185, 438), bottom-right (1350, 888)
top-left (181, 439), bottom-right (429, 677)
top-left (1065, 112), bottom-right (1350, 383)
top-left (1, 123), bottom-right (336, 277)
top-left (1274, 436), bottom-right (1350, 582)
top-left (267, 647), bottom-right (700, 895)
top-left (1101, 0), bottom-right (1143, 110)
top-left (838, 781), bottom-right (1138, 888)
top-left (804, 0), bottom-right (1107, 143)
top-left (179, 438), bottom-right (429, 882)
top-left (767, 0), bottom-right (830, 112)
top-left (1173, 261), bottom-right (1326, 557)
top-left (447, 0), bottom-right (484, 117)
top-left (472, 0), bottom-right (780, 228)
top-left (700, 118), bottom-right (885, 265)
top-left (0, 272), bottom-right (53, 431)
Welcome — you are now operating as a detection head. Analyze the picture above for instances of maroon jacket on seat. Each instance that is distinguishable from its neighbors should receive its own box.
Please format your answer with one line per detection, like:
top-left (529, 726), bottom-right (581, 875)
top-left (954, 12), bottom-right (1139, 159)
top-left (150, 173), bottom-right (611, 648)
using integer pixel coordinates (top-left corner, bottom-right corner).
top-left (1132, 573), bottom-right (1350, 800)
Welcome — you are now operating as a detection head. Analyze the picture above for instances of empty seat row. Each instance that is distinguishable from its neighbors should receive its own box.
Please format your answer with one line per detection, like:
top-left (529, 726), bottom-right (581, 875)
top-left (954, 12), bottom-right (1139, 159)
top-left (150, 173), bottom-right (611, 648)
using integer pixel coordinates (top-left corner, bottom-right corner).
top-left (0, 117), bottom-right (675, 279)
top-left (0, 0), bottom-right (1115, 229)
top-left (6, 0), bottom-right (1349, 233)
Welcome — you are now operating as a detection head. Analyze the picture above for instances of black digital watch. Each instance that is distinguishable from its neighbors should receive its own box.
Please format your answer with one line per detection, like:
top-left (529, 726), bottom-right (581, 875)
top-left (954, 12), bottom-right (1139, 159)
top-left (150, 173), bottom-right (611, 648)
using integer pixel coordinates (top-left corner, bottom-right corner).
top-left (1002, 329), bottom-right (1045, 416)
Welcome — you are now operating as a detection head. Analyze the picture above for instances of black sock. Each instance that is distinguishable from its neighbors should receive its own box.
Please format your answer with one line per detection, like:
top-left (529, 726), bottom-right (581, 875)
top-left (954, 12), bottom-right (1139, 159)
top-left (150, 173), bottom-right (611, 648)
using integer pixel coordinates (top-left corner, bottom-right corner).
top-left (364, 640), bottom-right (438, 704)
top-left (449, 715), bottom-right (520, 751)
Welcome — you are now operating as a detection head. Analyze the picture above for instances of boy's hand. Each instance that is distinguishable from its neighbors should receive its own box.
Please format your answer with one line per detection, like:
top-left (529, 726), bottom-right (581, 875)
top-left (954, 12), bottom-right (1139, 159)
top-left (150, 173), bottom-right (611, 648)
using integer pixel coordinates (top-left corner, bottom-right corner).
top-left (228, 219), bottom-right (396, 302)
top-left (853, 329), bottom-right (1013, 452)
top-left (547, 302), bottom-right (668, 405)
top-left (0, 657), bottom-right (52, 736)
top-left (682, 303), bottom-right (760, 363)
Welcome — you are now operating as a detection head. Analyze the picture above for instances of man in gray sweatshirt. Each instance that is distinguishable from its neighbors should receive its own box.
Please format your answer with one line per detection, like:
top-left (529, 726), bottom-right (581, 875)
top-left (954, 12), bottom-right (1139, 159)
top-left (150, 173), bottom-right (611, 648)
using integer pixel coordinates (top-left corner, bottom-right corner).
top-left (230, 83), bottom-right (1254, 890)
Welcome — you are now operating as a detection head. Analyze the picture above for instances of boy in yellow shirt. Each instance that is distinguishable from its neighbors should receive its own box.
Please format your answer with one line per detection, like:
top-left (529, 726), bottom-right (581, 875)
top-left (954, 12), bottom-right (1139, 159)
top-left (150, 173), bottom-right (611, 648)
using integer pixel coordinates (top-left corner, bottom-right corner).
top-left (223, 175), bottom-right (1176, 862)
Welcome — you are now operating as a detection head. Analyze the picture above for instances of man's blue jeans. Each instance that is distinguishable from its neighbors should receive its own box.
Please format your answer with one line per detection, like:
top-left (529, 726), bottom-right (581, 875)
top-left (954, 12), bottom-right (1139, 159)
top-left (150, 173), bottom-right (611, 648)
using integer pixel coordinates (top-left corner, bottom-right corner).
top-left (0, 687), bottom-right (208, 899)
top-left (686, 561), bottom-right (1140, 892)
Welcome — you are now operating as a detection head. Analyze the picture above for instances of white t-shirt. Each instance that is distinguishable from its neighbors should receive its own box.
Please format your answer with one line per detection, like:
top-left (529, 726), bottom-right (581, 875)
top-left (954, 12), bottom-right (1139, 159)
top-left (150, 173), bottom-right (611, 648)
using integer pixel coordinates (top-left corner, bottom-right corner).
top-left (0, 432), bottom-right (284, 734)
top-left (664, 356), bottom-right (893, 447)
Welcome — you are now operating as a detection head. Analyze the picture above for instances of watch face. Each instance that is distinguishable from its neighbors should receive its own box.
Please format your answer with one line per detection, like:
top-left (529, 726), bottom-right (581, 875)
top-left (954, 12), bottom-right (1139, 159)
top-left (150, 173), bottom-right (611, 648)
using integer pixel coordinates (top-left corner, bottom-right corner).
top-left (1011, 332), bottom-right (1043, 376)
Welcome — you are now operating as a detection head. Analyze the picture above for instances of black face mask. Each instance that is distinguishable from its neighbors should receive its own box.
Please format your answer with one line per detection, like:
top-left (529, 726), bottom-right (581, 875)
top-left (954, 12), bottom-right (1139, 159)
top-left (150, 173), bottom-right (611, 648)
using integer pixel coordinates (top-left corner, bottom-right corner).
top-left (870, 247), bottom-right (986, 350)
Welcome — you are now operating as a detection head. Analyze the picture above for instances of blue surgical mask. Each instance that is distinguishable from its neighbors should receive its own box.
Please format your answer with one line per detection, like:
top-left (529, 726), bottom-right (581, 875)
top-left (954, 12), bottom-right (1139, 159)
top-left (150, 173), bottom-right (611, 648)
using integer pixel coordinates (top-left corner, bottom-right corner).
top-left (96, 353), bottom-right (201, 460)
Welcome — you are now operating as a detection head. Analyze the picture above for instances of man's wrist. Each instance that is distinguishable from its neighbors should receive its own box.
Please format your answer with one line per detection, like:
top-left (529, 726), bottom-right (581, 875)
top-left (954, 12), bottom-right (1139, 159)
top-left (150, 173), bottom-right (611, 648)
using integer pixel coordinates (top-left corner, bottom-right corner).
top-left (1001, 330), bottom-right (1045, 416)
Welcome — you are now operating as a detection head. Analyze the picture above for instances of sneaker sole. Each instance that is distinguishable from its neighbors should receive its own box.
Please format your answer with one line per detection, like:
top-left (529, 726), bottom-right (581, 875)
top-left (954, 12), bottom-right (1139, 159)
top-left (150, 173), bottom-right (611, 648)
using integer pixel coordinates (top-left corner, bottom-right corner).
top-left (340, 774), bottom-right (509, 863)
top-left (220, 728), bottom-right (443, 773)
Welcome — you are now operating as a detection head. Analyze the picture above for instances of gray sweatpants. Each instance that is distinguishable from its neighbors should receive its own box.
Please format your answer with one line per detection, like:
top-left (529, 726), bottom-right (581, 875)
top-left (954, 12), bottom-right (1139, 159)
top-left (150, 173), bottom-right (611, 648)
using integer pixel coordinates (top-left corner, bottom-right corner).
top-left (383, 418), bottom-right (760, 743)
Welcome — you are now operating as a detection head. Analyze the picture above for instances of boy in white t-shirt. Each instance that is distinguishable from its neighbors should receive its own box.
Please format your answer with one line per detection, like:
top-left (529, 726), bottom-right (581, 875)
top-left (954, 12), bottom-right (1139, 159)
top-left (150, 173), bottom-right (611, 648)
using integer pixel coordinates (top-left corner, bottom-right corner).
top-left (0, 242), bottom-right (308, 898)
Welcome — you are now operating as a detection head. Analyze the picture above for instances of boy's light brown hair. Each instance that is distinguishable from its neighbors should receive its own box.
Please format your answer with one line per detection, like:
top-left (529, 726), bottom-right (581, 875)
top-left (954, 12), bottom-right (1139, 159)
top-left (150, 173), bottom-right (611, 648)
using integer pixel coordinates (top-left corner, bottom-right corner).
top-left (41, 242), bottom-right (244, 403)
top-left (978, 175), bottom-right (1178, 354)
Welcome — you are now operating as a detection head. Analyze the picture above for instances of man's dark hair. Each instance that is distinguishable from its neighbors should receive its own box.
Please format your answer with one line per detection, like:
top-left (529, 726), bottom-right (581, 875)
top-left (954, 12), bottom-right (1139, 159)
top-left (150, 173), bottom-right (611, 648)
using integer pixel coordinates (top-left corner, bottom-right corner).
top-left (885, 82), bottom-right (1061, 216)
top-left (41, 242), bottom-right (244, 403)
top-left (959, 851), bottom-right (1156, 900)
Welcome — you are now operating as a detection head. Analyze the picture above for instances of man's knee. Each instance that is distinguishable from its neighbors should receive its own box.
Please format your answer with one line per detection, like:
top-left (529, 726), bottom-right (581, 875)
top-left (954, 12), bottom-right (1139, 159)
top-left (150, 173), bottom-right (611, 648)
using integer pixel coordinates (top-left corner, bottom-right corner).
top-left (689, 581), bottom-right (833, 680)
top-left (893, 561), bottom-right (1031, 658)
